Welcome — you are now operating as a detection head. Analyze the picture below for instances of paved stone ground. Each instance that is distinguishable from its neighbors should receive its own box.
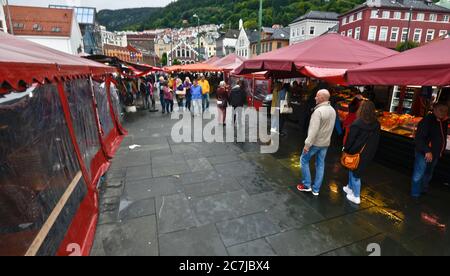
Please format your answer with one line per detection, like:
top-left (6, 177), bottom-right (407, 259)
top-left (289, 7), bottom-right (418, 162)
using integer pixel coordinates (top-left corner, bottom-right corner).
top-left (91, 104), bottom-right (450, 256)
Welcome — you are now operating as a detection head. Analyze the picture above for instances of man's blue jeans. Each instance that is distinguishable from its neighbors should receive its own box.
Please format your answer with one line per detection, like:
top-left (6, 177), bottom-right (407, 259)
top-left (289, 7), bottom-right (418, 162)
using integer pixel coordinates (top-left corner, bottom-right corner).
top-left (300, 146), bottom-right (329, 194)
top-left (202, 93), bottom-right (210, 112)
top-left (411, 152), bottom-right (439, 197)
top-left (348, 171), bottom-right (362, 198)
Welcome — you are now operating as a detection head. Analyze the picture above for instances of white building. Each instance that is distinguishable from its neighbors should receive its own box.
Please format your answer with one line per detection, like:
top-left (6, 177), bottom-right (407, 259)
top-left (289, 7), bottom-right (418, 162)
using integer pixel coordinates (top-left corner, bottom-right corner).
top-left (100, 26), bottom-right (127, 47)
top-left (235, 19), bottom-right (259, 59)
top-left (289, 11), bottom-right (339, 45)
top-left (216, 29), bottom-right (239, 57)
top-left (6, 5), bottom-right (84, 55)
top-left (167, 39), bottom-right (199, 65)
top-left (0, 5), bottom-right (7, 33)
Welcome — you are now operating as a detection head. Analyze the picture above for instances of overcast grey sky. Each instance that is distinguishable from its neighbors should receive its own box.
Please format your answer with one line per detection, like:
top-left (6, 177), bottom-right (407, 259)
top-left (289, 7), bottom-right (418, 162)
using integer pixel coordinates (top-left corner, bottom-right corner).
top-left (8, 0), bottom-right (173, 10)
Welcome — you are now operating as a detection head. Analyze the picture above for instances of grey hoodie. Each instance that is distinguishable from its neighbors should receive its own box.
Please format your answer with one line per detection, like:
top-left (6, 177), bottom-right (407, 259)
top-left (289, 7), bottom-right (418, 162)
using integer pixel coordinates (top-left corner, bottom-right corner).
top-left (304, 101), bottom-right (336, 149)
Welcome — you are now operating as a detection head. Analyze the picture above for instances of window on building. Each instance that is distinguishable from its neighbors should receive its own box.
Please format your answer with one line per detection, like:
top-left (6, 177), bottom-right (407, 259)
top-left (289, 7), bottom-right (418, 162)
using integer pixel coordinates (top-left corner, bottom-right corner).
top-left (187, 50), bottom-right (190, 57)
top-left (349, 15), bottom-right (354, 23)
top-left (13, 22), bottom-right (24, 29)
top-left (405, 12), bottom-right (411, 20)
top-left (177, 50), bottom-right (181, 57)
top-left (277, 42), bottom-right (282, 49)
top-left (401, 28), bottom-right (409, 42)
top-left (51, 27), bottom-right (61, 33)
top-left (390, 27), bottom-right (399, 41)
top-left (382, 11), bottom-right (390, 19)
top-left (429, 14), bottom-right (437, 22)
top-left (379, 26), bottom-right (388, 41)
top-left (341, 31), bottom-right (346, 36)
top-left (417, 13), bottom-right (425, 21)
top-left (32, 24), bottom-right (42, 31)
top-left (443, 15), bottom-right (449, 23)
top-left (309, 26), bottom-right (315, 35)
top-left (343, 17), bottom-right (347, 25)
top-left (371, 10), bottom-right (379, 19)
top-left (347, 29), bottom-right (353, 38)
top-left (439, 30), bottom-right (448, 37)
top-left (301, 27), bottom-right (305, 35)
top-left (394, 12), bottom-right (402, 20)
top-left (355, 27), bottom-right (361, 40)
top-left (0, 21), bottom-right (3, 30)
top-left (357, 12), bottom-right (363, 21)
top-left (413, 29), bottom-right (422, 42)
top-left (368, 26), bottom-right (377, 41)
top-left (426, 29), bottom-right (435, 42)
top-left (292, 29), bottom-right (295, 37)
top-left (269, 43), bottom-right (273, 51)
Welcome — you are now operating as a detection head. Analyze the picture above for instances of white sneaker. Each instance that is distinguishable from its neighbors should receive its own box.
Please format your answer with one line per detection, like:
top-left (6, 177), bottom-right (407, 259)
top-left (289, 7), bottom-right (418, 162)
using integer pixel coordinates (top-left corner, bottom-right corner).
top-left (312, 191), bottom-right (319, 196)
top-left (346, 194), bottom-right (361, 205)
top-left (343, 186), bottom-right (353, 195)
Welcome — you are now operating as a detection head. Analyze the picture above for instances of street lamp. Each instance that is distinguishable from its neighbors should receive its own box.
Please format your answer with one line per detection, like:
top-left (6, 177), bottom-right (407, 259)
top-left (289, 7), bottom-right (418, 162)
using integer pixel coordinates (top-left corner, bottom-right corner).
top-left (405, 6), bottom-right (413, 48)
top-left (193, 14), bottom-right (200, 61)
top-left (5, 0), bottom-right (14, 35)
top-left (257, 0), bottom-right (263, 56)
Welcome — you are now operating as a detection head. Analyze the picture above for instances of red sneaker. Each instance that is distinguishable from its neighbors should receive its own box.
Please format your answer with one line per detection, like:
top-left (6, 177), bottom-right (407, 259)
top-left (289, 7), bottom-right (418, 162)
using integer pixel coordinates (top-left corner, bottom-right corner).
top-left (297, 184), bottom-right (312, 193)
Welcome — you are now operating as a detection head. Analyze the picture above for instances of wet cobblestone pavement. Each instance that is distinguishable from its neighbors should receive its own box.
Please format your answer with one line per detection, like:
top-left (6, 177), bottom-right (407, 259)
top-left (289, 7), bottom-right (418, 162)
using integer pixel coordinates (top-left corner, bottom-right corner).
top-left (91, 105), bottom-right (450, 256)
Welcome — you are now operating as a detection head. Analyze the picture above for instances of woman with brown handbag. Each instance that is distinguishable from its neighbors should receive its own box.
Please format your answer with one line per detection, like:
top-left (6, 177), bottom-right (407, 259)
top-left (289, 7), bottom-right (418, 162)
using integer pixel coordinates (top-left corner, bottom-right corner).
top-left (342, 101), bottom-right (381, 205)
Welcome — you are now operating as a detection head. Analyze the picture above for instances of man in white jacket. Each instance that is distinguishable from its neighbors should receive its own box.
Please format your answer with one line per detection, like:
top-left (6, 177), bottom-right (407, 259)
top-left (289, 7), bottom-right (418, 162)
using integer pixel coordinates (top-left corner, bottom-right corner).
top-left (297, 89), bottom-right (336, 196)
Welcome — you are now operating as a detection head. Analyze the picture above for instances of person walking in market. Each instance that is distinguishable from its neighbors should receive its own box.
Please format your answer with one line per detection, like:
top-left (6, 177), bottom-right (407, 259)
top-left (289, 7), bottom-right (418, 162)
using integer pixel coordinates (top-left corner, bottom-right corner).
top-left (411, 103), bottom-right (449, 198)
top-left (163, 81), bottom-right (174, 114)
top-left (191, 79), bottom-right (203, 117)
top-left (229, 80), bottom-right (247, 126)
top-left (343, 92), bottom-right (364, 144)
top-left (157, 76), bottom-right (166, 114)
top-left (199, 74), bottom-right (211, 113)
top-left (184, 77), bottom-right (193, 112)
top-left (216, 81), bottom-right (230, 125)
top-left (342, 100), bottom-right (381, 205)
top-left (175, 78), bottom-right (186, 112)
top-left (297, 89), bottom-right (336, 196)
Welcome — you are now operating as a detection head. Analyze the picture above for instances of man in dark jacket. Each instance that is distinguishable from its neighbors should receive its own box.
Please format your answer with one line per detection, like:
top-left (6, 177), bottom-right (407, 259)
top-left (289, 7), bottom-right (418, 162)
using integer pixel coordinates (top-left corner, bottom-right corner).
top-left (412, 103), bottom-right (449, 198)
top-left (229, 80), bottom-right (247, 125)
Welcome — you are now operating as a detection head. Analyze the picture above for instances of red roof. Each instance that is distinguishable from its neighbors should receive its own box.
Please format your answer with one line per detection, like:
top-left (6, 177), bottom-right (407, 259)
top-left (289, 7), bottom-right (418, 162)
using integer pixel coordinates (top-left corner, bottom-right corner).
top-left (164, 63), bottom-right (223, 73)
top-left (0, 32), bottom-right (116, 92)
top-left (203, 56), bottom-right (220, 65)
top-left (347, 38), bottom-right (450, 86)
top-left (6, 5), bottom-right (74, 37)
top-left (235, 33), bottom-right (397, 79)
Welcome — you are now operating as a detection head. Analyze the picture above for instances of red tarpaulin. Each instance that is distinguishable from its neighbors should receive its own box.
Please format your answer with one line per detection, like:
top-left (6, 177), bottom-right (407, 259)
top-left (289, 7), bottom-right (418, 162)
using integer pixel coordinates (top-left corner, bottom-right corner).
top-left (164, 62), bottom-right (223, 73)
top-left (203, 56), bottom-right (220, 65)
top-left (346, 38), bottom-right (450, 86)
top-left (212, 53), bottom-right (247, 71)
top-left (0, 32), bottom-right (124, 256)
top-left (235, 33), bottom-right (397, 82)
top-left (0, 32), bottom-right (116, 91)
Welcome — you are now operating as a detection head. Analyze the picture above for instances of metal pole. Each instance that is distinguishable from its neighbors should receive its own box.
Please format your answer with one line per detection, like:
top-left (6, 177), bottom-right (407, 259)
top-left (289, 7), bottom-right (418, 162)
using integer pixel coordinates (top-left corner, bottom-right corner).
top-left (257, 0), bottom-right (263, 56)
top-left (197, 17), bottom-right (200, 62)
top-left (5, 0), bottom-right (14, 35)
top-left (406, 6), bottom-right (413, 46)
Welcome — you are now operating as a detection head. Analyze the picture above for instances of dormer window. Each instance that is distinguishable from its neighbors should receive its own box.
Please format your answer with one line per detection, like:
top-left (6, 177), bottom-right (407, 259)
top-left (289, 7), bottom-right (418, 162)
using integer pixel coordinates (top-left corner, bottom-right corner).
top-left (51, 27), bottom-right (61, 33)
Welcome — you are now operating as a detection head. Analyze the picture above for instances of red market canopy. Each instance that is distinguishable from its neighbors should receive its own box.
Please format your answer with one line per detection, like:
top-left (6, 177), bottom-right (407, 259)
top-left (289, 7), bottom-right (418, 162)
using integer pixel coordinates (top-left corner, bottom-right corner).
top-left (235, 33), bottom-right (397, 83)
top-left (346, 38), bottom-right (450, 86)
top-left (164, 63), bottom-right (223, 73)
top-left (212, 53), bottom-right (247, 71)
top-left (203, 56), bottom-right (220, 65)
top-left (0, 32), bottom-right (116, 92)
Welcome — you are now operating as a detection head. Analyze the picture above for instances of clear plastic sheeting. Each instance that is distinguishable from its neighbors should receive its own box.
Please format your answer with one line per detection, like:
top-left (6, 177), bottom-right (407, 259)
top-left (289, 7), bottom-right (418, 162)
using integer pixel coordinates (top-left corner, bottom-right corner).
top-left (110, 83), bottom-right (124, 125)
top-left (64, 79), bottom-right (102, 179)
top-left (0, 84), bottom-right (86, 256)
top-left (93, 81), bottom-right (114, 138)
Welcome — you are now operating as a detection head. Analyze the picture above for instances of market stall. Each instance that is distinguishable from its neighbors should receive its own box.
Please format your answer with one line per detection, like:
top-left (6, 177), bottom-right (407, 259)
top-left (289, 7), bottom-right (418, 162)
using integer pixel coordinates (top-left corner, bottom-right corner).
top-left (345, 39), bottom-right (450, 183)
top-left (0, 32), bottom-right (122, 256)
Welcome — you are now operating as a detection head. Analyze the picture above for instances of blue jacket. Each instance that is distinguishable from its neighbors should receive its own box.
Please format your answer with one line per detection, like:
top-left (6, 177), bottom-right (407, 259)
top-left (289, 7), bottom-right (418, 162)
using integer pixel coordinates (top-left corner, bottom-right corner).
top-left (191, 85), bottom-right (203, 100)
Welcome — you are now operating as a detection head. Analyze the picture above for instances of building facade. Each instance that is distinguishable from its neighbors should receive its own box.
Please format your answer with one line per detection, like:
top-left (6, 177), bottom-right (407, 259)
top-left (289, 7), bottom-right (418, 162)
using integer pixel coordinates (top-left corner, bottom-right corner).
top-left (250, 27), bottom-right (290, 57)
top-left (236, 19), bottom-right (259, 59)
top-left (216, 29), bottom-right (239, 57)
top-left (49, 5), bottom-right (103, 55)
top-left (167, 40), bottom-right (199, 65)
top-left (6, 5), bottom-right (84, 55)
top-left (103, 44), bottom-right (143, 63)
top-left (338, 0), bottom-right (450, 49)
top-left (100, 26), bottom-right (127, 47)
top-left (289, 11), bottom-right (339, 45)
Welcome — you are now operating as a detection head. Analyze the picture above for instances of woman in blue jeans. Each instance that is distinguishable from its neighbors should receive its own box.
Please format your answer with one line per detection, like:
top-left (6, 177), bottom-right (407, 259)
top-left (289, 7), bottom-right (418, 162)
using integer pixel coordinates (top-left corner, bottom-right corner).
top-left (342, 101), bottom-right (381, 205)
